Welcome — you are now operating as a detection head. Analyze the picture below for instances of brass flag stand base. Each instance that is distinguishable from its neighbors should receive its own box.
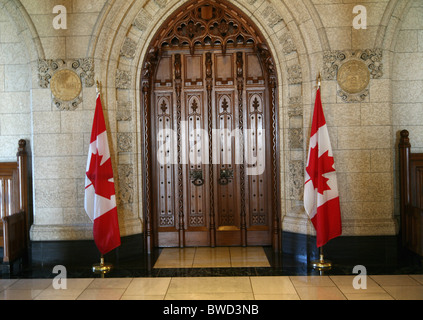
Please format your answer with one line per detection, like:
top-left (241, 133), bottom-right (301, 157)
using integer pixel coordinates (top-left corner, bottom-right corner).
top-left (311, 247), bottom-right (332, 270)
top-left (92, 255), bottom-right (113, 278)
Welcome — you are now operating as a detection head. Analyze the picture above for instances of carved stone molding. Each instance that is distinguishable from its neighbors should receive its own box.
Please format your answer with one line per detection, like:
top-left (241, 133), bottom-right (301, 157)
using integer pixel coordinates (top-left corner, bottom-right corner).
top-left (323, 49), bottom-right (383, 103)
top-left (288, 105), bottom-right (303, 118)
top-left (261, 5), bottom-right (283, 29)
top-left (117, 133), bottom-right (133, 153)
top-left (117, 164), bottom-right (134, 205)
top-left (133, 9), bottom-right (152, 32)
top-left (287, 65), bottom-right (302, 85)
top-left (288, 128), bottom-right (303, 149)
top-left (337, 89), bottom-right (369, 103)
top-left (289, 96), bottom-right (302, 105)
top-left (116, 69), bottom-right (132, 89)
top-left (72, 58), bottom-right (95, 87)
top-left (121, 37), bottom-right (137, 59)
top-left (288, 96), bottom-right (303, 151)
top-left (38, 58), bottom-right (95, 88)
top-left (154, 0), bottom-right (167, 8)
top-left (289, 160), bottom-right (304, 200)
top-left (117, 101), bottom-right (133, 122)
top-left (278, 32), bottom-right (296, 55)
top-left (323, 49), bottom-right (383, 80)
top-left (38, 58), bottom-right (94, 111)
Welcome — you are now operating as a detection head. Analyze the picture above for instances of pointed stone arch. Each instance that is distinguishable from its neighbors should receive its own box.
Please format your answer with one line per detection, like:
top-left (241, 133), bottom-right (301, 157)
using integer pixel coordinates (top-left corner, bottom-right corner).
top-left (88, 0), bottom-right (328, 242)
top-left (0, 0), bottom-right (44, 62)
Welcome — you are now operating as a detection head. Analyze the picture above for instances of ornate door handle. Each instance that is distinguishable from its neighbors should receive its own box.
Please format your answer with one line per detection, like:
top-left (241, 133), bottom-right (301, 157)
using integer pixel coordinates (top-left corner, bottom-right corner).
top-left (218, 169), bottom-right (233, 186)
top-left (190, 170), bottom-right (204, 187)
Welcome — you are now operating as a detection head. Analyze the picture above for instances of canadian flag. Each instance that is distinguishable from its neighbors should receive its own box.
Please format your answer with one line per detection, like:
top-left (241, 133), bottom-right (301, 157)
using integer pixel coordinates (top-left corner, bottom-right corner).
top-left (304, 88), bottom-right (342, 248)
top-left (84, 92), bottom-right (121, 255)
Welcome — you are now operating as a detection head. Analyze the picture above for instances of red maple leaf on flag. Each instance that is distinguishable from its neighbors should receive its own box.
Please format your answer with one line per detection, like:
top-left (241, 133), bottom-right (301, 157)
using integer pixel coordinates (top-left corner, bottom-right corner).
top-left (306, 146), bottom-right (335, 195)
top-left (86, 152), bottom-right (116, 200)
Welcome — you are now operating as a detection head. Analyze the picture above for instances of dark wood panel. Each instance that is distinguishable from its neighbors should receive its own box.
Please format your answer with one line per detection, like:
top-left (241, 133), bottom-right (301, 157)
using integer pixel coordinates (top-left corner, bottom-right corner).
top-left (246, 230), bottom-right (271, 246)
top-left (399, 130), bottom-right (423, 256)
top-left (0, 140), bottom-right (30, 270)
top-left (157, 231), bottom-right (179, 248)
top-left (216, 230), bottom-right (241, 247)
top-left (410, 154), bottom-right (423, 208)
top-left (184, 231), bottom-right (210, 247)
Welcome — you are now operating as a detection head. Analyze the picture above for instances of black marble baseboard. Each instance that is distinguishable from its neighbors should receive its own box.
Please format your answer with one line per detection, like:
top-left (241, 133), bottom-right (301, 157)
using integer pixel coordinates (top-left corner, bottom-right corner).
top-left (30, 234), bottom-right (145, 267)
top-left (1, 232), bottom-right (422, 279)
top-left (281, 231), bottom-right (400, 263)
top-left (278, 232), bottom-right (421, 275)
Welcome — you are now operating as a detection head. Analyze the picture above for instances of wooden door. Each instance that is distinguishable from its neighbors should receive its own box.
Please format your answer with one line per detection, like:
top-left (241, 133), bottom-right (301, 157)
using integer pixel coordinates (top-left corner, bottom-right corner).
top-left (141, 0), bottom-right (280, 251)
top-left (151, 49), bottom-right (273, 248)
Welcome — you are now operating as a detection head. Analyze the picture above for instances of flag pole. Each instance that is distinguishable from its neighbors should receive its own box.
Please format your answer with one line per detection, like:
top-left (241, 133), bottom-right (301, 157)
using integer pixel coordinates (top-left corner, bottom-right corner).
top-left (312, 247), bottom-right (332, 270)
top-left (317, 72), bottom-right (321, 90)
top-left (90, 79), bottom-right (113, 278)
top-left (92, 254), bottom-right (113, 278)
top-left (310, 73), bottom-right (332, 271)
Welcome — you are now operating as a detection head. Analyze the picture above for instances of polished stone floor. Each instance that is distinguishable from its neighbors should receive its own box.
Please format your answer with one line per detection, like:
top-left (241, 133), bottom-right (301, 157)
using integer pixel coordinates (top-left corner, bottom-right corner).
top-left (1, 246), bottom-right (423, 300)
top-left (0, 273), bottom-right (423, 300)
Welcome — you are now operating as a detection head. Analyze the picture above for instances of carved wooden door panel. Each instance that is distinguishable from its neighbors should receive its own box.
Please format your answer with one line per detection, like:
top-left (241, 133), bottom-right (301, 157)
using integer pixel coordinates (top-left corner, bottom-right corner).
top-left (151, 49), bottom-right (273, 248)
top-left (141, 0), bottom-right (280, 251)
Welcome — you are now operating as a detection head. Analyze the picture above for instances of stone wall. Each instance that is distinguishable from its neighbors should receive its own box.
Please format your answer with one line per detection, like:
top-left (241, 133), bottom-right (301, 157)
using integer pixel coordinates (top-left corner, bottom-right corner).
top-left (0, 3), bottom-right (31, 162)
top-left (0, 0), bottom-right (420, 242)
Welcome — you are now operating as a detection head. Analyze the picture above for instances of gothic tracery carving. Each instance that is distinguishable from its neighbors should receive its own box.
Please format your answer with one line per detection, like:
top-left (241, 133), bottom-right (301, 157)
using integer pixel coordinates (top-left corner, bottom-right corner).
top-left (151, 1), bottom-right (264, 55)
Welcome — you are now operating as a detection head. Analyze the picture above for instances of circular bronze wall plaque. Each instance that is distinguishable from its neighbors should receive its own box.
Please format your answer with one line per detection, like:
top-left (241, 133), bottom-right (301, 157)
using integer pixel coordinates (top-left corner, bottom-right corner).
top-left (337, 60), bottom-right (370, 94)
top-left (50, 69), bottom-right (82, 101)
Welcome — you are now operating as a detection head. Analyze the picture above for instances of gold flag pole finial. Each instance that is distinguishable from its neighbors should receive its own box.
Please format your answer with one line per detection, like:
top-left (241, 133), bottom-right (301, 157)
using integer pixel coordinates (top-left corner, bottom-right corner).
top-left (96, 80), bottom-right (100, 94)
top-left (317, 73), bottom-right (321, 90)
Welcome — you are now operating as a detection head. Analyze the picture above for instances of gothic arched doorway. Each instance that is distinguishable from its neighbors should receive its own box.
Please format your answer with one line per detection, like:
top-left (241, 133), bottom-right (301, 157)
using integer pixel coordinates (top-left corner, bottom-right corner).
top-left (141, 0), bottom-right (280, 253)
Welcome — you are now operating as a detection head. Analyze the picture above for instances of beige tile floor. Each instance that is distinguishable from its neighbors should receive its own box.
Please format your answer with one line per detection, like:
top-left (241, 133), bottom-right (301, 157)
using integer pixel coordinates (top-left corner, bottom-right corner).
top-left (0, 274), bottom-right (422, 300)
top-left (0, 248), bottom-right (422, 300)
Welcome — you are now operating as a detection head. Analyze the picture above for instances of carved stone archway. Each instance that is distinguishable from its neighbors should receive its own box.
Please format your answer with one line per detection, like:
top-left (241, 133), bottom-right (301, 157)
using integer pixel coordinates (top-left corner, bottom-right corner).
top-left (140, 0), bottom-right (281, 253)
